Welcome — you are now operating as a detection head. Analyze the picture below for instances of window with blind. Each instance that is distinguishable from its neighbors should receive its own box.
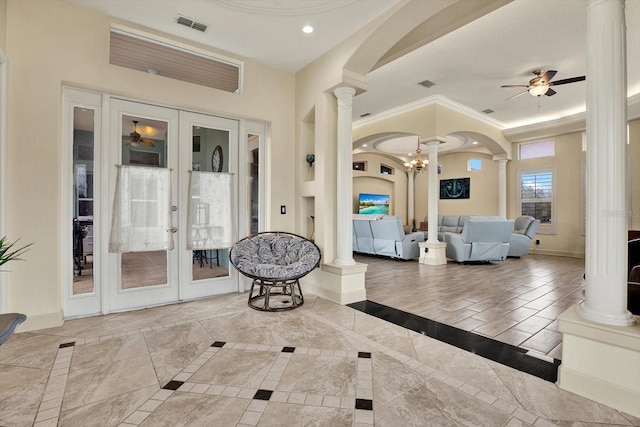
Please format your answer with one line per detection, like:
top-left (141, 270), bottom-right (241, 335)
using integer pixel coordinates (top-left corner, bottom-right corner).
top-left (519, 167), bottom-right (556, 234)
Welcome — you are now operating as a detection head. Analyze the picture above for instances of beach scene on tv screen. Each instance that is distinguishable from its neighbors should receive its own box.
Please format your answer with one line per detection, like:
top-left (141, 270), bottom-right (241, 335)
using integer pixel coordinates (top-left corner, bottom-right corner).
top-left (359, 193), bottom-right (390, 215)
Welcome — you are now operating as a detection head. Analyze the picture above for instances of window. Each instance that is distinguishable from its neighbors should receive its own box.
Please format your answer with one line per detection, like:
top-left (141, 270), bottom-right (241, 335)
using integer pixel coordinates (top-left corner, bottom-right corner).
top-left (380, 164), bottom-right (394, 175)
top-left (519, 168), bottom-right (555, 233)
top-left (353, 161), bottom-right (366, 171)
top-left (519, 139), bottom-right (554, 160)
top-left (468, 158), bottom-right (482, 171)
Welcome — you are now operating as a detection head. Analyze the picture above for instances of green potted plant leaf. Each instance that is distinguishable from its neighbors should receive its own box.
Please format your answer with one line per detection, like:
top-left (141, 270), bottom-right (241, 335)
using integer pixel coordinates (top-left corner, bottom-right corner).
top-left (0, 236), bottom-right (33, 345)
top-left (0, 236), bottom-right (33, 270)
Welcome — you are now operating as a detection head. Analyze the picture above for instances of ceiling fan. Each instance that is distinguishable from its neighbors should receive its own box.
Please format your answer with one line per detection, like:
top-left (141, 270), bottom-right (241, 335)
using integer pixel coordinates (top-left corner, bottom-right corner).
top-left (126, 120), bottom-right (155, 147)
top-left (501, 69), bottom-right (585, 100)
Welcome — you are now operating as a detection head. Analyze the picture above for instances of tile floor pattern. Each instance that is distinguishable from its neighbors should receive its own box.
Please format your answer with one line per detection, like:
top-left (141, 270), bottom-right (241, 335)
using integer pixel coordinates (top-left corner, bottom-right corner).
top-left (360, 254), bottom-right (586, 359)
top-left (2, 293), bottom-right (639, 426)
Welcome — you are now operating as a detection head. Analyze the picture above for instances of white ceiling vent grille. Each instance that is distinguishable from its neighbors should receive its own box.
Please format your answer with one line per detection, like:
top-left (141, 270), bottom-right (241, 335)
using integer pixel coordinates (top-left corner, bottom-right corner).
top-left (109, 29), bottom-right (240, 93)
top-left (176, 15), bottom-right (208, 32)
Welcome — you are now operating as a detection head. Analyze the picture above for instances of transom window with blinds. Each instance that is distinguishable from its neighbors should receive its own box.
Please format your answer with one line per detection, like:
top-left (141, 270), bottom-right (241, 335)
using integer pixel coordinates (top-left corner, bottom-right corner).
top-left (518, 167), bottom-right (556, 234)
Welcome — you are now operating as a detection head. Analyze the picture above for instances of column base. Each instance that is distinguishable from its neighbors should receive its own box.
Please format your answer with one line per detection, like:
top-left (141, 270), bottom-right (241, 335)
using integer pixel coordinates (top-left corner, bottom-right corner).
top-left (558, 304), bottom-right (640, 418)
top-left (418, 241), bottom-right (447, 265)
top-left (576, 300), bottom-right (636, 327)
top-left (301, 262), bottom-right (368, 305)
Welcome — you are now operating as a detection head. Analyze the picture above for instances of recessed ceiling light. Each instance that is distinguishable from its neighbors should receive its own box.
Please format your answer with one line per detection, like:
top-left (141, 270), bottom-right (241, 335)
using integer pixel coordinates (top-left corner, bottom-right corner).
top-left (302, 25), bottom-right (314, 34)
top-left (362, 144), bottom-right (367, 147)
top-left (472, 141), bottom-right (479, 145)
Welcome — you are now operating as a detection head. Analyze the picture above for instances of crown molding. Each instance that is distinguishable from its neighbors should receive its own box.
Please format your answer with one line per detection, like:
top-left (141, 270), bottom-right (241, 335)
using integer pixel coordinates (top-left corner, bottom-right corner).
top-left (353, 92), bottom-right (640, 143)
top-left (504, 92), bottom-right (640, 142)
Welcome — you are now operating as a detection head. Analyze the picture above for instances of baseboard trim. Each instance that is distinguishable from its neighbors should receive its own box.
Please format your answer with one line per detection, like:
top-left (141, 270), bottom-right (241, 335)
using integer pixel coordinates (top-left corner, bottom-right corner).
top-left (558, 365), bottom-right (640, 418)
top-left (16, 310), bottom-right (64, 332)
top-left (531, 249), bottom-right (585, 258)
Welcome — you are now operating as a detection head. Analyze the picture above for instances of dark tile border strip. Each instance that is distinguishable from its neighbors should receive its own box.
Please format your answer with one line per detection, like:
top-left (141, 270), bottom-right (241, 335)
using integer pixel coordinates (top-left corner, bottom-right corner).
top-left (347, 300), bottom-right (560, 383)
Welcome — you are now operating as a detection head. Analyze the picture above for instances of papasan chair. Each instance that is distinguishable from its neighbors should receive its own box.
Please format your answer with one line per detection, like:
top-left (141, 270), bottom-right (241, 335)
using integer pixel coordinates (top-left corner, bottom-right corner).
top-left (229, 232), bottom-right (321, 311)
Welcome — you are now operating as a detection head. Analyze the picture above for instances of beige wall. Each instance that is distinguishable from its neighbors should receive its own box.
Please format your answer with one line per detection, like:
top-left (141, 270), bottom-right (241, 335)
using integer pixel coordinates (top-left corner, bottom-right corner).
top-left (507, 131), bottom-right (586, 257)
top-left (352, 153), bottom-right (407, 222)
top-left (3, 0), bottom-right (295, 324)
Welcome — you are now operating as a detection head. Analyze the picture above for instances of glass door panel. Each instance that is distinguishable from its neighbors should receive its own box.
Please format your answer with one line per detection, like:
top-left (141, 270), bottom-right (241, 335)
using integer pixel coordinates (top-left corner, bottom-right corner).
top-left (191, 125), bottom-right (230, 282)
top-left (73, 106), bottom-right (95, 295)
top-left (120, 115), bottom-right (169, 289)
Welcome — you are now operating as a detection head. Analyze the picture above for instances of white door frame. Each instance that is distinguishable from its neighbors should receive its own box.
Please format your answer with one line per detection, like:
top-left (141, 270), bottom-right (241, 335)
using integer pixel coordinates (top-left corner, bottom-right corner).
top-left (62, 89), bottom-right (262, 317)
top-left (61, 88), bottom-right (104, 317)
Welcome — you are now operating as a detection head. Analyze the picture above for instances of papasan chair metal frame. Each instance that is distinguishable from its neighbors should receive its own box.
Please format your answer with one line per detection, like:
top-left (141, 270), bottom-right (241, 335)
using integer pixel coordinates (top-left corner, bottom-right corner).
top-left (229, 232), bottom-right (321, 312)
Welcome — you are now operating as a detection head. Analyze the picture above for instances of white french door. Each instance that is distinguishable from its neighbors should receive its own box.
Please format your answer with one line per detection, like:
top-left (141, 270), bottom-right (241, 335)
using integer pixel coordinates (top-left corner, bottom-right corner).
top-left (107, 99), bottom-right (180, 311)
top-left (178, 111), bottom-right (240, 300)
top-left (64, 91), bottom-right (245, 316)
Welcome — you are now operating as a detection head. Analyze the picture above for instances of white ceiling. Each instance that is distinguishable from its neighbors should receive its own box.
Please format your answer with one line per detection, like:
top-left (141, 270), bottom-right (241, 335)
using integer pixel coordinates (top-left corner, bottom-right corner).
top-left (67, 0), bottom-right (640, 147)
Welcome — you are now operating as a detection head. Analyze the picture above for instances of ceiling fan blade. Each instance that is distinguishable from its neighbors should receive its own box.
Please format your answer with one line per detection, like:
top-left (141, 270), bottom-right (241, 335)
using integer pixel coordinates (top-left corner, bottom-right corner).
top-left (549, 76), bottom-right (586, 86)
top-left (541, 70), bottom-right (557, 83)
top-left (505, 90), bottom-right (529, 101)
top-left (545, 88), bottom-right (557, 97)
top-left (501, 84), bottom-right (529, 88)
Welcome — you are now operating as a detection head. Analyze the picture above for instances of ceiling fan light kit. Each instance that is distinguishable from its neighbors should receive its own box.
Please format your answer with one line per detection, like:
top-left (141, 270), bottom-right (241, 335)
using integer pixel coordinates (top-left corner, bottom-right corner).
top-left (501, 68), bottom-right (585, 100)
top-left (126, 120), bottom-right (156, 147)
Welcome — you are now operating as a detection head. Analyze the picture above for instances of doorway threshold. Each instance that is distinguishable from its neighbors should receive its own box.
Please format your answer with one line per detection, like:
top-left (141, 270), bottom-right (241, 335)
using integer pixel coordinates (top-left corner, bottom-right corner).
top-left (347, 300), bottom-right (560, 383)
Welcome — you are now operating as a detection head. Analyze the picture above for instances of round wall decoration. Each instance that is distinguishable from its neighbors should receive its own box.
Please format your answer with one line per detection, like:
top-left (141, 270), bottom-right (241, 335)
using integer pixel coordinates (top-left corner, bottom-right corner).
top-left (212, 145), bottom-right (224, 172)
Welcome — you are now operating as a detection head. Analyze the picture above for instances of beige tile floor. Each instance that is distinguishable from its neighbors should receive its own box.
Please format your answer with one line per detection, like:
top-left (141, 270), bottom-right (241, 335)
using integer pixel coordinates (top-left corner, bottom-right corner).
top-left (2, 291), bottom-right (640, 426)
top-left (360, 253), bottom-right (586, 359)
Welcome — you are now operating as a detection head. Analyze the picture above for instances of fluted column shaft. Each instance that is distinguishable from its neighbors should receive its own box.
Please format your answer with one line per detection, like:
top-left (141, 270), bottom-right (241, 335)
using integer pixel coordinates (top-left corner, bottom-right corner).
top-left (426, 140), bottom-right (440, 243)
top-left (333, 87), bottom-right (356, 266)
top-left (578, 0), bottom-right (634, 326)
top-left (407, 170), bottom-right (415, 229)
top-left (497, 159), bottom-right (507, 218)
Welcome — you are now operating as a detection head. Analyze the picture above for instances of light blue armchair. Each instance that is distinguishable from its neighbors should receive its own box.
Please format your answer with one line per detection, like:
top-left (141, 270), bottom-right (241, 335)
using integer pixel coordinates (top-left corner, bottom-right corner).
top-left (444, 217), bottom-right (514, 263)
top-left (508, 215), bottom-right (541, 257)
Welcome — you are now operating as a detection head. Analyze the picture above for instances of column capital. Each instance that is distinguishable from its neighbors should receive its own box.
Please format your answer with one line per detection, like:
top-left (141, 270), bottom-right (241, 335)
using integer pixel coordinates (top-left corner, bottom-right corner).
top-left (334, 86), bottom-right (356, 103)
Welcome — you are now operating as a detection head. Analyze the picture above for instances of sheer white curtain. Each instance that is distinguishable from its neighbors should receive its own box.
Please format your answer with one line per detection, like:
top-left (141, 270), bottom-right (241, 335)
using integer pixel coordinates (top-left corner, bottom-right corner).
top-left (109, 165), bottom-right (173, 252)
top-left (187, 171), bottom-right (235, 250)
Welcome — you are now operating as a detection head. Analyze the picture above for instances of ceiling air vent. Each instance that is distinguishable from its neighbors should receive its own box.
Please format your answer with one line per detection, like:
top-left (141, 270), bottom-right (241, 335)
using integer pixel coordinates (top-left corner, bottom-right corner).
top-left (176, 15), bottom-right (208, 32)
top-left (482, 108), bottom-right (495, 114)
top-left (360, 112), bottom-right (371, 117)
top-left (418, 79), bottom-right (436, 88)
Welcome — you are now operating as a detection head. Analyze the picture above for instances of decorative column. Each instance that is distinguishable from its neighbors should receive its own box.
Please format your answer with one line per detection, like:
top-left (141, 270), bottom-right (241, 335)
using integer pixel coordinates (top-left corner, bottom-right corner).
top-left (407, 170), bottom-right (415, 229)
top-left (333, 87), bottom-right (356, 266)
top-left (578, 0), bottom-right (634, 326)
top-left (497, 159), bottom-right (508, 218)
top-left (557, 0), bottom-right (639, 419)
top-left (419, 139), bottom-right (447, 265)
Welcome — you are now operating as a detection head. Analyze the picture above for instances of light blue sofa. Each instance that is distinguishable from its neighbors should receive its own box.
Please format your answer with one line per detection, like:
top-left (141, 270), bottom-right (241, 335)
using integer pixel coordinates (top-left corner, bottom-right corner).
top-left (508, 215), bottom-right (541, 257)
top-left (443, 216), bottom-right (514, 263)
top-left (353, 215), bottom-right (425, 260)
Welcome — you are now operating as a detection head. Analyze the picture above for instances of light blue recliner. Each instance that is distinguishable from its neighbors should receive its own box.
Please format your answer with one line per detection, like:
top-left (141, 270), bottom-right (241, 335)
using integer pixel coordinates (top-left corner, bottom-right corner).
top-left (444, 217), bottom-right (514, 262)
top-left (508, 215), bottom-right (541, 257)
top-left (353, 215), bottom-right (424, 260)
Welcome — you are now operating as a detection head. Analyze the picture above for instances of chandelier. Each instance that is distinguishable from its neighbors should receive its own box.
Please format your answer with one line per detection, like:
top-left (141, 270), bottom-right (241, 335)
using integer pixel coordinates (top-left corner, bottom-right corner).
top-left (404, 137), bottom-right (428, 173)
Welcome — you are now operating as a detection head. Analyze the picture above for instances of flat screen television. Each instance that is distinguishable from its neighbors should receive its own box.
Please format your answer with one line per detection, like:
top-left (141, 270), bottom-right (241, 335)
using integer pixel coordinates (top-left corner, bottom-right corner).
top-left (358, 193), bottom-right (390, 215)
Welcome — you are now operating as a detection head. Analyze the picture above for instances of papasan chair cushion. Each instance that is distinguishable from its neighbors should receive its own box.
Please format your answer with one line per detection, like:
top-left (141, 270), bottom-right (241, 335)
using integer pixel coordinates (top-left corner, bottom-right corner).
top-left (230, 232), bottom-right (321, 311)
